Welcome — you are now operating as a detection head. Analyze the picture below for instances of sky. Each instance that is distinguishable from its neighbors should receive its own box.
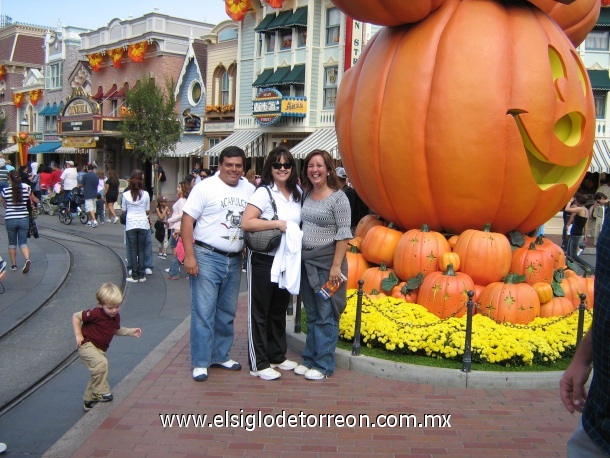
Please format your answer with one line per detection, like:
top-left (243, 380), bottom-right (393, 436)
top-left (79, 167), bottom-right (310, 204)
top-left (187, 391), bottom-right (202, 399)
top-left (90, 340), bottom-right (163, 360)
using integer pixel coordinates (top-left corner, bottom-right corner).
top-left (1, 0), bottom-right (229, 30)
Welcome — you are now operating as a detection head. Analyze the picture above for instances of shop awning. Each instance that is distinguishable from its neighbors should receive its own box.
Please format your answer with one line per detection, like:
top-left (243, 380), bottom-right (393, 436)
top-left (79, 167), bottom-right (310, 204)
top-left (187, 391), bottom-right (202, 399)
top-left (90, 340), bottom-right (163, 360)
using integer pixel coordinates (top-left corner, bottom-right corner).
top-left (56, 147), bottom-right (89, 154)
top-left (267, 10), bottom-right (294, 31)
top-left (91, 86), bottom-right (104, 101)
top-left (591, 139), bottom-right (610, 172)
top-left (204, 130), bottom-right (265, 158)
top-left (255, 13), bottom-right (276, 32)
top-left (165, 140), bottom-right (203, 157)
top-left (597, 7), bottom-right (610, 26)
top-left (264, 66), bottom-right (291, 86)
top-left (47, 102), bottom-right (64, 116)
top-left (253, 68), bottom-right (274, 87)
top-left (39, 103), bottom-right (52, 116)
top-left (28, 141), bottom-right (62, 153)
top-left (0, 144), bottom-right (18, 154)
top-left (285, 7), bottom-right (307, 27)
top-left (588, 69), bottom-right (610, 90)
top-left (291, 128), bottom-right (339, 159)
top-left (103, 84), bottom-right (118, 99)
top-left (283, 64), bottom-right (305, 85)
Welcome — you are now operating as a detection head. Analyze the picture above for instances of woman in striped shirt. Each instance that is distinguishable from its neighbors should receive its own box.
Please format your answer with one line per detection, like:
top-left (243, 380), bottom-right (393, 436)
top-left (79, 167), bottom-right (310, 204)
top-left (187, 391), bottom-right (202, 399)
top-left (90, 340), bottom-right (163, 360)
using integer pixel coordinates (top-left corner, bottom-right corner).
top-left (0, 170), bottom-right (39, 272)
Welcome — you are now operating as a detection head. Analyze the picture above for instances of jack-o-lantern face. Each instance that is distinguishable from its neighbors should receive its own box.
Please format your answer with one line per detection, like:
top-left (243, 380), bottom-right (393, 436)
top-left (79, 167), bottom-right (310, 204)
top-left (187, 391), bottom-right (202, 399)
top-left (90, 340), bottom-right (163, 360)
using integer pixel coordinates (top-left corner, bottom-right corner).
top-left (335, 0), bottom-right (595, 234)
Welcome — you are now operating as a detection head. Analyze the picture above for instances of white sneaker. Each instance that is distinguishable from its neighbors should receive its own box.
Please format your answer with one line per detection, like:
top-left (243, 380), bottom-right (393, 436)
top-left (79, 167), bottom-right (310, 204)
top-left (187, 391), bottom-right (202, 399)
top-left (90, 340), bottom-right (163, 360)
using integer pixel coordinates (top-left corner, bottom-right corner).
top-left (294, 364), bottom-right (310, 376)
top-left (128, 270), bottom-right (132, 275)
top-left (91, 221), bottom-right (98, 228)
top-left (577, 248), bottom-right (584, 256)
top-left (165, 268), bottom-right (170, 273)
top-left (126, 277), bottom-right (139, 283)
top-left (145, 268), bottom-right (153, 275)
top-left (304, 368), bottom-right (326, 380)
top-left (113, 217), bottom-right (119, 224)
top-left (139, 277), bottom-right (147, 283)
top-left (86, 221), bottom-right (92, 226)
top-left (250, 367), bottom-right (281, 380)
top-left (192, 367), bottom-right (208, 381)
top-left (270, 359), bottom-right (299, 371)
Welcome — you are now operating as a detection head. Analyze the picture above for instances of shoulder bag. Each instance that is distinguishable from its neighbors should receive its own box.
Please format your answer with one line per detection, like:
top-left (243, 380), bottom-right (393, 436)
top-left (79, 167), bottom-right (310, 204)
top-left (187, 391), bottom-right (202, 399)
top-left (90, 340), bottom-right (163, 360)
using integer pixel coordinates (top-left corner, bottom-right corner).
top-left (244, 186), bottom-right (282, 253)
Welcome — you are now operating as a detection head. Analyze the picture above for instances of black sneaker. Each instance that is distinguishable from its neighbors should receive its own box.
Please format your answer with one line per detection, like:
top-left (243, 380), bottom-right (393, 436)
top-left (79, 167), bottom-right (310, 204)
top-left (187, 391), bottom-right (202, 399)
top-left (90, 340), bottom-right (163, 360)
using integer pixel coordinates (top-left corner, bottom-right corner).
top-left (92, 392), bottom-right (113, 402)
top-left (83, 400), bottom-right (97, 411)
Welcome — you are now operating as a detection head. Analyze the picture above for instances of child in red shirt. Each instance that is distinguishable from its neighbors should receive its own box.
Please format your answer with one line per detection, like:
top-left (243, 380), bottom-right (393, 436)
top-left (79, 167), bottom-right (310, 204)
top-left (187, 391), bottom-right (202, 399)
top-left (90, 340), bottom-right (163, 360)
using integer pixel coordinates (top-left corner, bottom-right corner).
top-left (72, 283), bottom-right (142, 411)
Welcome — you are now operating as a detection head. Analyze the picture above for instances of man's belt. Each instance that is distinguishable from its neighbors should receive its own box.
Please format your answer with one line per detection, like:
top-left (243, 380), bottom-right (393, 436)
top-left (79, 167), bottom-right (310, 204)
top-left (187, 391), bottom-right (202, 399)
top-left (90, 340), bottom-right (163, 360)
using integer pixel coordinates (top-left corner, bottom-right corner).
top-left (194, 240), bottom-right (241, 257)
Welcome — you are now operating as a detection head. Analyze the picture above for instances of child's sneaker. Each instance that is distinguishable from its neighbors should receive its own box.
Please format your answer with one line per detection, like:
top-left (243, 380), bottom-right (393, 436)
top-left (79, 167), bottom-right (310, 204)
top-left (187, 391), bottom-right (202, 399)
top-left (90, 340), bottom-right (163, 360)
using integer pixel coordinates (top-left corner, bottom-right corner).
top-left (83, 400), bottom-right (98, 411)
top-left (92, 392), bottom-right (113, 402)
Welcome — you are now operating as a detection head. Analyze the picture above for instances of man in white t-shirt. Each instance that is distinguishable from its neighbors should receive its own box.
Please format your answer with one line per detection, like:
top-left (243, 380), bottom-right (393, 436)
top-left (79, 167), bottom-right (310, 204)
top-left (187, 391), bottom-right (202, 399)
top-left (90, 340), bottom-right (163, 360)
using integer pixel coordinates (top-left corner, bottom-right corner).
top-left (181, 146), bottom-right (255, 382)
top-left (60, 161), bottom-right (78, 203)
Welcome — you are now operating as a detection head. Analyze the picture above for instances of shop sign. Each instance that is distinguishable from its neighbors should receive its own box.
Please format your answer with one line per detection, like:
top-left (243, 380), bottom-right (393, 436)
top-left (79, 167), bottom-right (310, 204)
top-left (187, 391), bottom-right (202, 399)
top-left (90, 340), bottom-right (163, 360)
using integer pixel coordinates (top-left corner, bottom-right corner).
top-left (252, 88), bottom-right (282, 126)
top-left (205, 122), bottom-right (234, 133)
top-left (62, 137), bottom-right (97, 148)
top-left (281, 97), bottom-right (307, 118)
top-left (63, 96), bottom-right (97, 117)
top-left (44, 134), bottom-right (60, 141)
top-left (351, 20), bottom-right (363, 68)
top-left (61, 119), bottom-right (93, 133)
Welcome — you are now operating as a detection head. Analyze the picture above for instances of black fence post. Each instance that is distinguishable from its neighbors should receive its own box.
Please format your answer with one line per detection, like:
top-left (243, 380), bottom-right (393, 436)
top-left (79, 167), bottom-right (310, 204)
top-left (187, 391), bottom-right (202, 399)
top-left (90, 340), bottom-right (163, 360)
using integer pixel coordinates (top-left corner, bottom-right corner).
top-left (461, 290), bottom-right (475, 373)
top-left (576, 293), bottom-right (587, 346)
top-left (294, 294), bottom-right (302, 333)
top-left (351, 280), bottom-right (364, 356)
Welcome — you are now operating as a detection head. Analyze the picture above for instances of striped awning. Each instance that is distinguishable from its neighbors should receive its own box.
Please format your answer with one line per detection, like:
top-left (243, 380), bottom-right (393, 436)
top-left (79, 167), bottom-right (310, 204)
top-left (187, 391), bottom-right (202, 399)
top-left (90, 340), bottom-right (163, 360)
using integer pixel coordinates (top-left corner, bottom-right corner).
top-left (204, 130), bottom-right (265, 158)
top-left (591, 139), bottom-right (610, 172)
top-left (164, 140), bottom-right (203, 157)
top-left (291, 128), bottom-right (338, 159)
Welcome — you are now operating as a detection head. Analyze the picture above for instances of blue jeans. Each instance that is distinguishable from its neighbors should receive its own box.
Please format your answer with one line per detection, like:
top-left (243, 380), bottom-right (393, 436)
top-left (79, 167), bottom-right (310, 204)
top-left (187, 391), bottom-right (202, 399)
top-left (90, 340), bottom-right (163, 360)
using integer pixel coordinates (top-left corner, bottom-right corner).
top-left (5, 217), bottom-right (29, 249)
top-left (126, 229), bottom-right (153, 270)
top-left (190, 244), bottom-right (242, 368)
top-left (168, 256), bottom-right (181, 276)
top-left (300, 267), bottom-right (339, 376)
top-left (126, 228), bottom-right (148, 280)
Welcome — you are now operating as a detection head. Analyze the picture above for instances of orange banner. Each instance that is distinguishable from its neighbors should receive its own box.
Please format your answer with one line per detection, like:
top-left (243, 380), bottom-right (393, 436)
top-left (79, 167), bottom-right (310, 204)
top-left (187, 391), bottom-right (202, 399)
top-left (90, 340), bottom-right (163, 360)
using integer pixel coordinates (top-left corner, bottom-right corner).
top-left (108, 48), bottom-right (124, 68)
top-left (225, 0), bottom-right (251, 21)
top-left (87, 53), bottom-right (103, 72)
top-left (265, 0), bottom-right (285, 7)
top-left (29, 89), bottom-right (42, 105)
top-left (13, 92), bottom-right (24, 108)
top-left (0, 65), bottom-right (5, 80)
top-left (128, 41), bottom-right (148, 63)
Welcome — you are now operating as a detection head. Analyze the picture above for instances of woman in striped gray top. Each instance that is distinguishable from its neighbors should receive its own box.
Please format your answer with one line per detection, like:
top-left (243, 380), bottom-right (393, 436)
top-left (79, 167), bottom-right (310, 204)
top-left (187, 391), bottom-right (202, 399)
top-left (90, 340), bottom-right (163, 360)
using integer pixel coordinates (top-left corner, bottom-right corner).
top-left (0, 170), bottom-right (39, 272)
top-left (294, 149), bottom-right (352, 381)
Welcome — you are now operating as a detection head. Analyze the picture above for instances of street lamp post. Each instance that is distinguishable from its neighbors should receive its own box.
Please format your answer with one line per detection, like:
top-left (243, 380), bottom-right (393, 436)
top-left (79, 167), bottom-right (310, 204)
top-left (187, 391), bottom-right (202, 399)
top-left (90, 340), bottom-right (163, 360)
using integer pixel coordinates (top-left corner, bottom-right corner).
top-left (17, 116), bottom-right (30, 168)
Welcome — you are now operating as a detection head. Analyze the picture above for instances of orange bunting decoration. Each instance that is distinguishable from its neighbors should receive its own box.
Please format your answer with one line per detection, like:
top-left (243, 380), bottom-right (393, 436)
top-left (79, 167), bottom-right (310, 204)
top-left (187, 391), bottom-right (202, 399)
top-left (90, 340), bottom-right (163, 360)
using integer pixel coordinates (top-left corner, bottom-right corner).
top-left (265, 0), bottom-right (285, 7)
top-left (108, 48), bottom-right (124, 68)
top-left (0, 65), bottom-right (5, 80)
top-left (87, 53), bottom-right (103, 72)
top-left (29, 89), bottom-right (42, 106)
top-left (225, 0), bottom-right (251, 21)
top-left (128, 41), bottom-right (148, 63)
top-left (13, 92), bottom-right (24, 108)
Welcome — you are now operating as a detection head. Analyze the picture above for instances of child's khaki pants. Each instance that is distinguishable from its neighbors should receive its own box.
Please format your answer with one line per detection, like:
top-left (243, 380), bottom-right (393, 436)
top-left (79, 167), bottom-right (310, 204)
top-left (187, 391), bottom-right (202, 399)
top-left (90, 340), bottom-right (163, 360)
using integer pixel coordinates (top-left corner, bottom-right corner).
top-left (78, 342), bottom-right (110, 401)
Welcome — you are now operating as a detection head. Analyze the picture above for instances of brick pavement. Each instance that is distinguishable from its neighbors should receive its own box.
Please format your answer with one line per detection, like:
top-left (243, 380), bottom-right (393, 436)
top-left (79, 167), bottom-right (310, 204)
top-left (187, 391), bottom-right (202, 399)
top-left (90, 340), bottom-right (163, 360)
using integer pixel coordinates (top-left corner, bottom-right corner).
top-left (71, 295), bottom-right (579, 457)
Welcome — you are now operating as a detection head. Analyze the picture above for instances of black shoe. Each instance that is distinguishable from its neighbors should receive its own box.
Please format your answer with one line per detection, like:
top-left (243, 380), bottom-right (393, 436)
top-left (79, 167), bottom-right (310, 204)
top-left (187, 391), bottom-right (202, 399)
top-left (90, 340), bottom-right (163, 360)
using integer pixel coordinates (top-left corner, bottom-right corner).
top-left (84, 400), bottom-right (98, 411)
top-left (92, 392), bottom-right (113, 402)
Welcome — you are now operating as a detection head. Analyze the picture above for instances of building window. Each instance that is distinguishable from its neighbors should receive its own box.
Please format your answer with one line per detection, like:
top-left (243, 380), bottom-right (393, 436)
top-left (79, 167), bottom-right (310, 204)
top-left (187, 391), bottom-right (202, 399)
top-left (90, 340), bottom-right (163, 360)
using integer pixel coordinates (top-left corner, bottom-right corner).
top-left (323, 66), bottom-right (338, 109)
top-left (586, 31), bottom-right (609, 51)
top-left (281, 30), bottom-right (292, 50)
top-left (266, 32), bottom-right (276, 53)
top-left (221, 72), bottom-right (230, 105)
top-left (297, 27), bottom-right (307, 47)
top-left (326, 8), bottom-right (341, 46)
top-left (45, 62), bottom-right (62, 89)
top-left (594, 91), bottom-right (606, 118)
top-left (189, 81), bottom-right (202, 106)
top-left (209, 138), bottom-right (220, 148)
top-left (218, 28), bottom-right (238, 42)
top-left (294, 85), bottom-right (305, 98)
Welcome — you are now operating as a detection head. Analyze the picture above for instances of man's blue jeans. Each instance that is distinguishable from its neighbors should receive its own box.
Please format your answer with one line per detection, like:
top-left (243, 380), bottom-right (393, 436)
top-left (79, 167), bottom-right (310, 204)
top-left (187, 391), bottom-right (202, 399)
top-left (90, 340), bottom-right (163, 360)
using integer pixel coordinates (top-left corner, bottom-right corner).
top-left (190, 244), bottom-right (242, 368)
top-left (125, 228), bottom-right (153, 270)
top-left (300, 267), bottom-right (339, 376)
top-left (126, 228), bottom-right (148, 280)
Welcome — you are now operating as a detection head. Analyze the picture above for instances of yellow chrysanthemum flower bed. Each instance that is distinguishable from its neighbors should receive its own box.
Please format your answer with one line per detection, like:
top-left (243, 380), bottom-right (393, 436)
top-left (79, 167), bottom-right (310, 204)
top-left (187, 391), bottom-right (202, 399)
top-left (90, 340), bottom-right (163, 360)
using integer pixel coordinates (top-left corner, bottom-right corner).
top-left (339, 291), bottom-right (592, 367)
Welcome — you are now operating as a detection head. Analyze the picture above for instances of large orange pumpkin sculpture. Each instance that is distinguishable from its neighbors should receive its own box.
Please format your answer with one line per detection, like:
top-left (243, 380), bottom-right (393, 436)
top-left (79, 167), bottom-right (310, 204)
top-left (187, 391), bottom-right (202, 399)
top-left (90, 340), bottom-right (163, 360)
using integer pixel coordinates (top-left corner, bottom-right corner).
top-left (335, 0), bottom-right (595, 235)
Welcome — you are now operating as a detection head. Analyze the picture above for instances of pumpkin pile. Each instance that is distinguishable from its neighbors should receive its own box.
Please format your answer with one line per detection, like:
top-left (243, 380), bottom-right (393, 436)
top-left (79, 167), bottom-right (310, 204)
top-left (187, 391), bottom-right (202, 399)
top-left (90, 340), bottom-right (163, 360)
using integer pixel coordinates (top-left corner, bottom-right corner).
top-left (347, 216), bottom-right (592, 325)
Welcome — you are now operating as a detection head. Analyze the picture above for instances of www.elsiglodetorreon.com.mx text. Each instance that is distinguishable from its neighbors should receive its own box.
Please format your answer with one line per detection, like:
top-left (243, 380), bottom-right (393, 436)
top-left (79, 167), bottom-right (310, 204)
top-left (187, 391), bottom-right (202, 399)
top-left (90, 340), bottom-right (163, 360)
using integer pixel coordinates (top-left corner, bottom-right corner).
top-left (159, 410), bottom-right (452, 431)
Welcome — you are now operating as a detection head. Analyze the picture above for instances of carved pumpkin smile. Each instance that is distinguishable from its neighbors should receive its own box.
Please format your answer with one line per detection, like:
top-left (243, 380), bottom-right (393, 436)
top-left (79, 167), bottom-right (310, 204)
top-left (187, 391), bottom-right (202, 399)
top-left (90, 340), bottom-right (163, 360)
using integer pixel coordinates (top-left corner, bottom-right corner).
top-left (508, 109), bottom-right (590, 191)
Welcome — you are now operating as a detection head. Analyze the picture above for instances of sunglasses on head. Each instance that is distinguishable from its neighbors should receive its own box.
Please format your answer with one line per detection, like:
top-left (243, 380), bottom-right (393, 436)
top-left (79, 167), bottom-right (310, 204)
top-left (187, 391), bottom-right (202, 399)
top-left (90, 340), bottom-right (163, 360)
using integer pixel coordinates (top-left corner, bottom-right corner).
top-left (271, 162), bottom-right (293, 170)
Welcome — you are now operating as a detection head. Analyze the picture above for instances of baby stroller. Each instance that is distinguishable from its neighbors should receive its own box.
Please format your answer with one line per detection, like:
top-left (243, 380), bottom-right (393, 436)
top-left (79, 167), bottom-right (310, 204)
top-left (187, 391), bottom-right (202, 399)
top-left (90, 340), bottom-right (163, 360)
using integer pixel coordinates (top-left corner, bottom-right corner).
top-left (39, 192), bottom-right (61, 216)
top-left (58, 187), bottom-right (88, 225)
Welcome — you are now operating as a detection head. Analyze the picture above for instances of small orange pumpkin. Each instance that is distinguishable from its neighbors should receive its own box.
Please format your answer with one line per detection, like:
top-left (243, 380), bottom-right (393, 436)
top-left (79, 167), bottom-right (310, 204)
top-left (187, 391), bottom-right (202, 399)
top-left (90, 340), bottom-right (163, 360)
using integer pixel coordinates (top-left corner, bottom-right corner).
top-left (439, 252), bottom-right (460, 272)
top-left (390, 282), bottom-right (419, 303)
top-left (361, 262), bottom-right (395, 294)
top-left (532, 282), bottom-right (554, 304)
top-left (345, 245), bottom-right (370, 290)
top-left (354, 215), bottom-right (386, 238)
top-left (478, 273), bottom-right (540, 324)
top-left (510, 242), bottom-right (555, 285)
top-left (583, 269), bottom-right (594, 310)
top-left (393, 224), bottom-right (451, 280)
top-left (417, 264), bottom-right (475, 319)
top-left (367, 289), bottom-right (387, 301)
top-left (540, 296), bottom-right (574, 318)
top-left (453, 224), bottom-right (512, 286)
top-left (447, 235), bottom-right (459, 250)
top-left (348, 237), bottom-right (363, 250)
top-left (361, 222), bottom-right (402, 267)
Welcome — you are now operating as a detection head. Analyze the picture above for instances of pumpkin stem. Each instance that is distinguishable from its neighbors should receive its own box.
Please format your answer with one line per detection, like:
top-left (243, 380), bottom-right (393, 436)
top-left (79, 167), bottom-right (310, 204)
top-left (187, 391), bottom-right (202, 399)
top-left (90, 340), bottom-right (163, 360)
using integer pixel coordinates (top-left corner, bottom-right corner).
top-left (349, 244), bottom-right (360, 254)
top-left (379, 262), bottom-right (388, 271)
top-left (584, 268), bottom-right (593, 278)
top-left (421, 224), bottom-right (430, 232)
top-left (371, 289), bottom-right (380, 295)
top-left (504, 272), bottom-right (526, 284)
top-left (444, 264), bottom-right (456, 276)
top-left (535, 235), bottom-right (545, 245)
top-left (483, 223), bottom-right (492, 232)
top-left (387, 222), bottom-right (394, 229)
top-left (528, 242), bottom-right (536, 251)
